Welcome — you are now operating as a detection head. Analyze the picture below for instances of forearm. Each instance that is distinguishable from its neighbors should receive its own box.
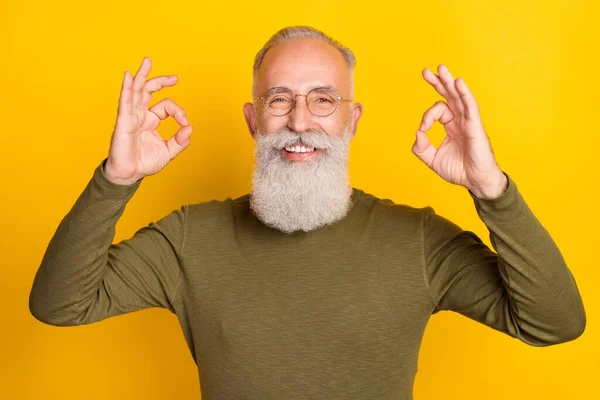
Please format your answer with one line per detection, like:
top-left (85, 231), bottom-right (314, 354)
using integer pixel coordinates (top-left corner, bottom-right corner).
top-left (471, 172), bottom-right (586, 345)
top-left (29, 159), bottom-right (142, 326)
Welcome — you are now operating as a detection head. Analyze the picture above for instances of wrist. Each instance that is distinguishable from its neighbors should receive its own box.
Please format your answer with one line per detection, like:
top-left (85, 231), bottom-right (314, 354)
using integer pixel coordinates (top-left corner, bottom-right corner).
top-left (102, 160), bottom-right (143, 186)
top-left (469, 171), bottom-right (508, 200)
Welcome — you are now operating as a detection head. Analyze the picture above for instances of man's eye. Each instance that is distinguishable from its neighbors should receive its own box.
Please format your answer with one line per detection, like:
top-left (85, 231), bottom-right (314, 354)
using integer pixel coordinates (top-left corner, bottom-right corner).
top-left (316, 97), bottom-right (334, 103)
top-left (311, 96), bottom-right (335, 104)
top-left (269, 97), bottom-right (291, 104)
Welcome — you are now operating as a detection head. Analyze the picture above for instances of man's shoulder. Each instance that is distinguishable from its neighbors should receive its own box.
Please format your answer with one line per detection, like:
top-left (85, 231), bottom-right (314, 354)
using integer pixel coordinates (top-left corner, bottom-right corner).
top-left (185, 193), bottom-right (250, 212)
top-left (352, 187), bottom-right (429, 217)
top-left (347, 188), bottom-right (433, 238)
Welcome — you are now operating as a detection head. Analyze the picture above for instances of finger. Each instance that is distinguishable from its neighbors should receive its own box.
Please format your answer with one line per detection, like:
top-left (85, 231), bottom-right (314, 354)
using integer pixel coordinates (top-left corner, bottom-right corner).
top-left (437, 64), bottom-right (461, 102)
top-left (411, 130), bottom-right (437, 169)
top-left (133, 57), bottom-right (152, 90)
top-left (144, 75), bottom-right (178, 94)
top-left (140, 75), bottom-right (178, 109)
top-left (117, 71), bottom-right (133, 115)
top-left (422, 68), bottom-right (450, 99)
top-left (149, 98), bottom-right (189, 126)
top-left (455, 77), bottom-right (480, 120)
top-left (132, 57), bottom-right (152, 109)
top-left (166, 125), bottom-right (194, 160)
top-left (418, 101), bottom-right (455, 132)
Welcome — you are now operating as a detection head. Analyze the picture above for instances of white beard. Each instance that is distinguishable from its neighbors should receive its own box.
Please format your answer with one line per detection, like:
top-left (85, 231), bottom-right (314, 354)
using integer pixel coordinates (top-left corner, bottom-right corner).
top-left (250, 124), bottom-right (352, 234)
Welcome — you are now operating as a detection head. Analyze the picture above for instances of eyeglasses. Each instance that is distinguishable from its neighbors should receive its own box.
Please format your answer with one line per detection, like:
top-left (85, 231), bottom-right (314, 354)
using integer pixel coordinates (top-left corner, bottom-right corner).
top-left (255, 87), bottom-right (352, 117)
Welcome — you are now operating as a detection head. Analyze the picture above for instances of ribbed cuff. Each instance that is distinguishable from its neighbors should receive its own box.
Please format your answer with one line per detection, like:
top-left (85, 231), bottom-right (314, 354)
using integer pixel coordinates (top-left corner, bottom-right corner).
top-left (91, 158), bottom-right (143, 198)
top-left (468, 171), bottom-right (520, 212)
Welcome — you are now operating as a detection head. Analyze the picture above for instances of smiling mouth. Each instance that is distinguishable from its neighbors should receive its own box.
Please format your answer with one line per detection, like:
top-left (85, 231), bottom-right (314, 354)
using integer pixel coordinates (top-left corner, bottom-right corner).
top-left (283, 144), bottom-right (317, 153)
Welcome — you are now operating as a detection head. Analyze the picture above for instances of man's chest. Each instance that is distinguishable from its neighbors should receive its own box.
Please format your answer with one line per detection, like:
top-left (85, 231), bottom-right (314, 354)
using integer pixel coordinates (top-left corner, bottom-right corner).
top-left (179, 242), bottom-right (434, 365)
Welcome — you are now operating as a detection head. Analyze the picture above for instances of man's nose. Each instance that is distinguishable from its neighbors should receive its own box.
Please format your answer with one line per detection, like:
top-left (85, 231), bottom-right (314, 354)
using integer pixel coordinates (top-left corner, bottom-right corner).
top-left (287, 96), bottom-right (313, 133)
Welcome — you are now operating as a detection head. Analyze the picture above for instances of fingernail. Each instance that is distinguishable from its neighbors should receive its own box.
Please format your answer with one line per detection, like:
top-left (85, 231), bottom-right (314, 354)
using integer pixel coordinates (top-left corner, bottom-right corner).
top-left (420, 122), bottom-right (426, 130)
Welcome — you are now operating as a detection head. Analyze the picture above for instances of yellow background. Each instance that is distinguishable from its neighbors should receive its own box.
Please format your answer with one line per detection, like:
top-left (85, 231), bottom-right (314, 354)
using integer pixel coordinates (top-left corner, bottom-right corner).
top-left (1, 0), bottom-right (598, 398)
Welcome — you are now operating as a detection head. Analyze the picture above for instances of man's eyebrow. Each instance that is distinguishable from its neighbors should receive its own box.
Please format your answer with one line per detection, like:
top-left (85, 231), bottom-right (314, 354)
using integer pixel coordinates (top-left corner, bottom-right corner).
top-left (265, 85), bottom-right (340, 94)
top-left (308, 85), bottom-right (339, 92)
top-left (267, 87), bottom-right (293, 94)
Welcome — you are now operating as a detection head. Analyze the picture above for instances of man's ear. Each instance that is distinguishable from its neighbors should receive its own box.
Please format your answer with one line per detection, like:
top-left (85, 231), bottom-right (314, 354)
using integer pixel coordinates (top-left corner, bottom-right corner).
top-left (243, 102), bottom-right (258, 140)
top-left (349, 102), bottom-right (363, 139)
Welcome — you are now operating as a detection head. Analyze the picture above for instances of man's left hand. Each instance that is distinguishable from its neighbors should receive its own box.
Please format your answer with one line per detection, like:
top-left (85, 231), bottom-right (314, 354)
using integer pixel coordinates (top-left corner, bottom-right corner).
top-left (411, 64), bottom-right (508, 200)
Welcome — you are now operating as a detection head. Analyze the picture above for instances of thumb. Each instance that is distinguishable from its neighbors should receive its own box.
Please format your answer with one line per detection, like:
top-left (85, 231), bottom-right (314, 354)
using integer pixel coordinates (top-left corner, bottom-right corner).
top-left (411, 130), bottom-right (436, 169)
top-left (166, 125), bottom-right (193, 160)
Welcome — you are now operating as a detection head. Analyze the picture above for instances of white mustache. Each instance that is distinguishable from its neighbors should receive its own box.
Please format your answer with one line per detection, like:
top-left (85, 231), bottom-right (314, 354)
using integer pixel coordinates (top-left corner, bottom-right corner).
top-left (256, 127), bottom-right (340, 150)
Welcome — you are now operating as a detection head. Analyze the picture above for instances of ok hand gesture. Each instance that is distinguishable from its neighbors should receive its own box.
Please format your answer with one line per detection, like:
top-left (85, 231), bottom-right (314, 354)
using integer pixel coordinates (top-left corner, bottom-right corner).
top-left (412, 64), bottom-right (507, 199)
top-left (104, 57), bottom-right (193, 185)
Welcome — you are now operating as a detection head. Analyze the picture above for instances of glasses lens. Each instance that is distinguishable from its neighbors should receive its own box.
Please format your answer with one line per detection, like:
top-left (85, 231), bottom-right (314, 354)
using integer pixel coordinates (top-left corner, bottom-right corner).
top-left (307, 90), bottom-right (337, 116)
top-left (263, 90), bottom-right (293, 116)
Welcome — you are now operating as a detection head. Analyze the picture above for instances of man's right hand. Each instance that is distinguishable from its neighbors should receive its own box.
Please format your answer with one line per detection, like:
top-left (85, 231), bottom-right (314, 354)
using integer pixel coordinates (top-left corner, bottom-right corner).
top-left (103, 57), bottom-right (193, 185)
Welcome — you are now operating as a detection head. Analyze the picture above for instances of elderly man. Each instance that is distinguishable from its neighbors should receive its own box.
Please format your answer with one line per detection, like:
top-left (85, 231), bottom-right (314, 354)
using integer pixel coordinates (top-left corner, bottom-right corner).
top-left (30, 26), bottom-right (585, 399)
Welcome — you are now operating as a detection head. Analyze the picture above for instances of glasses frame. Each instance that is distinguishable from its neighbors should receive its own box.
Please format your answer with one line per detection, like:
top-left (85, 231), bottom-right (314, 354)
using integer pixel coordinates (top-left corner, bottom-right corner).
top-left (255, 87), bottom-right (353, 117)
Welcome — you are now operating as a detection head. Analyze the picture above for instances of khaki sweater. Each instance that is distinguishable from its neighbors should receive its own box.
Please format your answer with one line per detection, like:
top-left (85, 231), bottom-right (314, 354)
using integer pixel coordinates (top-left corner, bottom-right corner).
top-left (30, 158), bottom-right (586, 400)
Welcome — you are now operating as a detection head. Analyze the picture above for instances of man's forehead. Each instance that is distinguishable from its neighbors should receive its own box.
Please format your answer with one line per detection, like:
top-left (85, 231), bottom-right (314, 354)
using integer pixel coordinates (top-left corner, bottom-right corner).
top-left (263, 73), bottom-right (343, 92)
top-left (266, 85), bottom-right (340, 94)
top-left (256, 38), bottom-right (351, 94)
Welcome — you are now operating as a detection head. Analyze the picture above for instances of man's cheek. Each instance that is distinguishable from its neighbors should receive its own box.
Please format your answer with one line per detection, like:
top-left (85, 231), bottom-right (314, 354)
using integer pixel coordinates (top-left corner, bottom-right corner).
top-left (320, 119), bottom-right (345, 137)
top-left (260, 117), bottom-right (284, 134)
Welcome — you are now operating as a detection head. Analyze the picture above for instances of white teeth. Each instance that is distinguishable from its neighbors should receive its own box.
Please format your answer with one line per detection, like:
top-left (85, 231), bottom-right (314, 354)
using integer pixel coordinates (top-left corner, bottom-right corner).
top-left (284, 145), bottom-right (316, 153)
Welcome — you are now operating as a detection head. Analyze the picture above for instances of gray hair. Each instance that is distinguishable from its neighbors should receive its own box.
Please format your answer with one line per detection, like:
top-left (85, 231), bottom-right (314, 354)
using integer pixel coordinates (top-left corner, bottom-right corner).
top-left (252, 26), bottom-right (356, 98)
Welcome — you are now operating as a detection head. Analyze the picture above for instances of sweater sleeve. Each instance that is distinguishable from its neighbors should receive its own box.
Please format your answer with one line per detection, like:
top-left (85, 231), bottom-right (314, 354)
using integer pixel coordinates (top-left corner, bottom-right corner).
top-left (421, 172), bottom-right (586, 346)
top-left (29, 158), bottom-right (185, 326)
